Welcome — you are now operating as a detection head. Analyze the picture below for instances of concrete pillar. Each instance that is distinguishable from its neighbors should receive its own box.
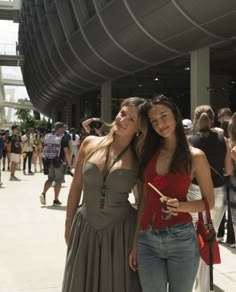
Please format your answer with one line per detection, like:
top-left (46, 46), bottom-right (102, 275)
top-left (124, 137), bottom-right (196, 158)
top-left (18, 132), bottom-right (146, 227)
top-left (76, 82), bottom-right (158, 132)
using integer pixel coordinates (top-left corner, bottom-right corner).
top-left (190, 47), bottom-right (210, 118)
top-left (101, 81), bottom-right (112, 122)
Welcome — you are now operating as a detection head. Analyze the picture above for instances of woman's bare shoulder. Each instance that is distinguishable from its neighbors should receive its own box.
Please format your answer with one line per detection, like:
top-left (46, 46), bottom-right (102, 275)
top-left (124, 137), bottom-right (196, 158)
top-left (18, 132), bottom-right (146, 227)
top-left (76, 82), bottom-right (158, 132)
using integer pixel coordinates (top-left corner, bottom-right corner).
top-left (189, 145), bottom-right (207, 162)
top-left (81, 135), bottom-right (105, 151)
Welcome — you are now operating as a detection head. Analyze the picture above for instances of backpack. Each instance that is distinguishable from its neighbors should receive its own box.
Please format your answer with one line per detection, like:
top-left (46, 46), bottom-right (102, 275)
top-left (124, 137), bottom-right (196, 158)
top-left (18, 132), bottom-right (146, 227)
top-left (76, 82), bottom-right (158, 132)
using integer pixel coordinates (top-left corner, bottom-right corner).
top-left (43, 133), bottom-right (63, 159)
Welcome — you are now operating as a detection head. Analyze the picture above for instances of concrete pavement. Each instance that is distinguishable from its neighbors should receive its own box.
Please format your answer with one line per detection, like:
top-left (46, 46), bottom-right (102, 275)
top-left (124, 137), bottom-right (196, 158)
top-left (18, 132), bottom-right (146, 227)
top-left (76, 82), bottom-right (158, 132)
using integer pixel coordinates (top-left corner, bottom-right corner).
top-left (0, 168), bottom-right (236, 291)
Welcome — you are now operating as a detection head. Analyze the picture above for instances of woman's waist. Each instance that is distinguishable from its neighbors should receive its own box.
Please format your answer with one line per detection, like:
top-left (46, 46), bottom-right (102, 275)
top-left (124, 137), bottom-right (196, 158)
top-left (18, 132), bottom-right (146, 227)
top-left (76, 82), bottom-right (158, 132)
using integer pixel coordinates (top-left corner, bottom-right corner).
top-left (140, 221), bottom-right (194, 234)
top-left (140, 207), bottom-right (192, 230)
top-left (80, 203), bottom-right (136, 229)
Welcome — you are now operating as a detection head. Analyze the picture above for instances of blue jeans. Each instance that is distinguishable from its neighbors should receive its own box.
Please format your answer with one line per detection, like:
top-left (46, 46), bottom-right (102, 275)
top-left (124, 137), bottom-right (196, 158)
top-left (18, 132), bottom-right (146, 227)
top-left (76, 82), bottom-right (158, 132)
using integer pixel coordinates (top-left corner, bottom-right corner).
top-left (137, 222), bottom-right (199, 292)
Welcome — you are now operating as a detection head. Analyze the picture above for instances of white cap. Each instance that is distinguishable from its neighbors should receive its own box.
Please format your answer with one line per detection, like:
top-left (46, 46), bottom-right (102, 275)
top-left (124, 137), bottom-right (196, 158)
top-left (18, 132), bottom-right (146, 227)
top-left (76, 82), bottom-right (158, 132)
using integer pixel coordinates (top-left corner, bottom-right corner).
top-left (182, 119), bottom-right (193, 130)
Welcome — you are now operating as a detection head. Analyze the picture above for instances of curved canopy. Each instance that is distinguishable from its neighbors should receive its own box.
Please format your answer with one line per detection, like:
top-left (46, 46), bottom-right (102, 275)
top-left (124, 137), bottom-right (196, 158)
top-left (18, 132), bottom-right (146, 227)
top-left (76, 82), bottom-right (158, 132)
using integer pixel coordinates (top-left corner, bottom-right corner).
top-left (19, 0), bottom-right (236, 115)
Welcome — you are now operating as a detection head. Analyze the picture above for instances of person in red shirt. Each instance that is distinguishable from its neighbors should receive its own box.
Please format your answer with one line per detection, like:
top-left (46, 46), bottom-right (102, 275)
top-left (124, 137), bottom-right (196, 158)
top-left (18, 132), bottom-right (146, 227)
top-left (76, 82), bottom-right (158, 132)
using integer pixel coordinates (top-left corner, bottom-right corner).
top-left (129, 95), bottom-right (214, 292)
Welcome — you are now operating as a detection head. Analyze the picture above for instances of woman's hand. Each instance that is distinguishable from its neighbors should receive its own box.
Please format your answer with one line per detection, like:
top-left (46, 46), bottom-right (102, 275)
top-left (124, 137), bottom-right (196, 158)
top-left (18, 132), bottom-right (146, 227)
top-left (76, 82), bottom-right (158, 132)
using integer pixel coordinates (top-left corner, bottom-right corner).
top-left (129, 244), bottom-right (138, 272)
top-left (165, 198), bottom-right (179, 215)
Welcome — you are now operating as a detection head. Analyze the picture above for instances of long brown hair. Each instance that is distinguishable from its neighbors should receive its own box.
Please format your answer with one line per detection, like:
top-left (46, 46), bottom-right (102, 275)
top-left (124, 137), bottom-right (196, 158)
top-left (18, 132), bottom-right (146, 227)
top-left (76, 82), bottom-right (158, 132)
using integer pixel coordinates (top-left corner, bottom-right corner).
top-left (139, 95), bottom-right (192, 178)
top-left (228, 112), bottom-right (236, 146)
top-left (83, 97), bottom-right (146, 164)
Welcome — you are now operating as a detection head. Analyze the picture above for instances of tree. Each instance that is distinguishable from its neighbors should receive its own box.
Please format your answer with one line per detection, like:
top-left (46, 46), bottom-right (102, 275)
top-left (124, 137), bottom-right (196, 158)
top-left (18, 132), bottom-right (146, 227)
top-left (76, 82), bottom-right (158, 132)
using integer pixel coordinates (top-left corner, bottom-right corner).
top-left (15, 99), bottom-right (50, 130)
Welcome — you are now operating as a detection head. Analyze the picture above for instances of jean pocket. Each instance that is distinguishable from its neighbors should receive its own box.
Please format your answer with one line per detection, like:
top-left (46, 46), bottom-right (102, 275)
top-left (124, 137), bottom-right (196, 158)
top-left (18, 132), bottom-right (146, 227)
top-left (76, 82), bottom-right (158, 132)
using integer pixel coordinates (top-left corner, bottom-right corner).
top-left (170, 223), bottom-right (195, 241)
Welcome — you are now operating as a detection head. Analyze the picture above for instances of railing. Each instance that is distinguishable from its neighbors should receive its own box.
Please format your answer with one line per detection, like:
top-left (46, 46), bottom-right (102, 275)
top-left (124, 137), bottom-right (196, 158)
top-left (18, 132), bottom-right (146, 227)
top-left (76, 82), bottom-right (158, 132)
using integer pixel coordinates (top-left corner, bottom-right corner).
top-left (0, 0), bottom-right (22, 10)
top-left (0, 43), bottom-right (17, 55)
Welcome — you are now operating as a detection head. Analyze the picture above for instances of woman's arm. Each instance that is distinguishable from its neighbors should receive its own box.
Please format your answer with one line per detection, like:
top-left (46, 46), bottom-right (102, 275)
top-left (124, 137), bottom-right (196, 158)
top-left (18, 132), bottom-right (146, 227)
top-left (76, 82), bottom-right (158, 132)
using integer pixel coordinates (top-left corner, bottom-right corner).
top-left (129, 181), bottom-right (146, 271)
top-left (64, 137), bottom-right (92, 244)
top-left (167, 147), bottom-right (214, 214)
top-left (82, 117), bottom-right (101, 134)
top-left (224, 137), bottom-right (233, 176)
top-left (230, 144), bottom-right (236, 161)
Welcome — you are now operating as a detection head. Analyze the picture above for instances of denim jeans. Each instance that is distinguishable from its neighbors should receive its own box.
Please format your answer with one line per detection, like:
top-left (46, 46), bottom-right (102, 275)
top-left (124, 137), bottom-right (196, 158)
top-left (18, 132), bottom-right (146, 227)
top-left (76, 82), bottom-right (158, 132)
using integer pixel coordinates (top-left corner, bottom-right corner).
top-left (137, 222), bottom-right (199, 292)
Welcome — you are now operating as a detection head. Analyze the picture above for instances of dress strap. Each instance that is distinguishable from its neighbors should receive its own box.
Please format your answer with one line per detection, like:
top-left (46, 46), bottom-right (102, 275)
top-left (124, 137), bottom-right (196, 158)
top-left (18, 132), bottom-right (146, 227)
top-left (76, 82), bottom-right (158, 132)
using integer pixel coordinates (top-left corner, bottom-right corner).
top-left (100, 144), bottom-right (130, 208)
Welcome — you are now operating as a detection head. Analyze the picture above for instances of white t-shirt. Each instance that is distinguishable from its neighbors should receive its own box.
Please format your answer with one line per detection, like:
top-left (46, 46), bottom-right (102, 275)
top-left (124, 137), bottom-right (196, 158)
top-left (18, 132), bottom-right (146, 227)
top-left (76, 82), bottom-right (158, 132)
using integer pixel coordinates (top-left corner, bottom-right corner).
top-left (70, 134), bottom-right (80, 147)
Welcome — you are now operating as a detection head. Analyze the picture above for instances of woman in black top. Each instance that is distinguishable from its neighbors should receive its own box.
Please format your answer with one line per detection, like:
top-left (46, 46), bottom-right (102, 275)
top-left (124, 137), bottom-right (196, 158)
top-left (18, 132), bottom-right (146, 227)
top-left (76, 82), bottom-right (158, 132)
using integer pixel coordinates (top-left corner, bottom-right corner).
top-left (187, 105), bottom-right (232, 292)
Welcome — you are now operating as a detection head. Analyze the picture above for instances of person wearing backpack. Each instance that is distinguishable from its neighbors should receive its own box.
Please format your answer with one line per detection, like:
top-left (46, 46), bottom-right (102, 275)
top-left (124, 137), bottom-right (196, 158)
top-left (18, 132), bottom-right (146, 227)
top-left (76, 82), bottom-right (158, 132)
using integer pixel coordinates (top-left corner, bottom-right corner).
top-left (40, 122), bottom-right (71, 206)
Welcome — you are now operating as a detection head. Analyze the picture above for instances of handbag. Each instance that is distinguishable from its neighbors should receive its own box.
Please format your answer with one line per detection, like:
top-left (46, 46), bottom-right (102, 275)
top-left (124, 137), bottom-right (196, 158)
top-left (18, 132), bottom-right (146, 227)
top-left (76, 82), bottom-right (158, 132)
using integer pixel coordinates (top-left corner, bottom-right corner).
top-left (196, 198), bottom-right (221, 265)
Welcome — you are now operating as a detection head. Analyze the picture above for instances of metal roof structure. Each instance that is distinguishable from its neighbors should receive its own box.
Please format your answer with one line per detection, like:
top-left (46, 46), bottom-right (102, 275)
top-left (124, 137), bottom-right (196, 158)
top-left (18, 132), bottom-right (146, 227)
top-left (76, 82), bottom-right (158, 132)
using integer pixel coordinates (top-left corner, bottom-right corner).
top-left (18, 0), bottom-right (236, 116)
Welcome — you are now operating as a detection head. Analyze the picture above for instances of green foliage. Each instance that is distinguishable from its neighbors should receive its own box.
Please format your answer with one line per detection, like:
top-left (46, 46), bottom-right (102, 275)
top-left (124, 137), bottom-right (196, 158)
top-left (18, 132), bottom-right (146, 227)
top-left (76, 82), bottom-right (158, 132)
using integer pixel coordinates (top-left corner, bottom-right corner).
top-left (15, 99), bottom-right (49, 130)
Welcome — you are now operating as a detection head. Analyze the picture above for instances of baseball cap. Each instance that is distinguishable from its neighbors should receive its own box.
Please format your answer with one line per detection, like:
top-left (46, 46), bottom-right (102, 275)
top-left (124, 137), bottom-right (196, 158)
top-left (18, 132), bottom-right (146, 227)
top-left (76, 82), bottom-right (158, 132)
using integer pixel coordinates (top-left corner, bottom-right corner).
top-left (54, 122), bottom-right (65, 130)
top-left (182, 119), bottom-right (193, 130)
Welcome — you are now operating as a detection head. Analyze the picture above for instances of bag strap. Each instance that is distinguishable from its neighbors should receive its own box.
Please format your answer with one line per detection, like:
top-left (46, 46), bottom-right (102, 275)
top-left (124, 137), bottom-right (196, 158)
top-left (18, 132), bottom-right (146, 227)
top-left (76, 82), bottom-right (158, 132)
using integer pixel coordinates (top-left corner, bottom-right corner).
top-left (210, 165), bottom-right (225, 182)
top-left (198, 197), bottom-right (212, 223)
top-left (198, 197), bottom-right (216, 239)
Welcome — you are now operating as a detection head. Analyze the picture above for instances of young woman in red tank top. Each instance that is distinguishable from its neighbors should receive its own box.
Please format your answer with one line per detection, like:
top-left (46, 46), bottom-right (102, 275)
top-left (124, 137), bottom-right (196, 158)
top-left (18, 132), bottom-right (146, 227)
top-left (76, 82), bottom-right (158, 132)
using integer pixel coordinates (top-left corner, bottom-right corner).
top-left (129, 96), bottom-right (214, 292)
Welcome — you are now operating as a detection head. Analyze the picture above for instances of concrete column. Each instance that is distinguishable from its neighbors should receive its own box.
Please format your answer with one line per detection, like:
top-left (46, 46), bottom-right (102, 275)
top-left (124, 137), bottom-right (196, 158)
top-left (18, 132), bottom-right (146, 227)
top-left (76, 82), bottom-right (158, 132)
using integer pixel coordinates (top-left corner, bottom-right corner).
top-left (190, 47), bottom-right (210, 118)
top-left (101, 81), bottom-right (112, 122)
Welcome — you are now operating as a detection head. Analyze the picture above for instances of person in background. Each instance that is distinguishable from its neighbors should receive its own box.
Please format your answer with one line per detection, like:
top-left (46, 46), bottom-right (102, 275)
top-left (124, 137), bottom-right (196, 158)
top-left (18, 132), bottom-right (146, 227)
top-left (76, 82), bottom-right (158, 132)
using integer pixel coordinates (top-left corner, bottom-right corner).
top-left (182, 118), bottom-right (193, 139)
top-left (9, 125), bottom-right (22, 181)
top-left (188, 104), bottom-right (232, 292)
top-left (2, 130), bottom-right (10, 171)
top-left (32, 131), bottom-right (44, 172)
top-left (82, 117), bottom-right (105, 137)
top-left (21, 128), bottom-right (35, 175)
top-left (218, 107), bottom-right (232, 125)
top-left (227, 113), bottom-right (236, 248)
top-left (129, 96), bottom-right (214, 292)
top-left (40, 122), bottom-right (71, 206)
top-left (62, 97), bottom-right (145, 292)
top-left (216, 107), bottom-right (235, 247)
top-left (69, 128), bottom-right (80, 168)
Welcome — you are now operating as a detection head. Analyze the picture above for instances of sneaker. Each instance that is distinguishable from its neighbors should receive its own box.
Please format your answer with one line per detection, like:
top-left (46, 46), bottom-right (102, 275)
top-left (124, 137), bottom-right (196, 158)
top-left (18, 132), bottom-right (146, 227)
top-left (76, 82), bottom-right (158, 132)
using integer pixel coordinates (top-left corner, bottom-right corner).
top-left (10, 176), bottom-right (21, 181)
top-left (2, 167), bottom-right (5, 171)
top-left (229, 243), bottom-right (236, 248)
top-left (217, 237), bottom-right (224, 242)
top-left (40, 193), bottom-right (46, 205)
top-left (28, 171), bottom-right (34, 175)
top-left (0, 182), bottom-right (3, 187)
top-left (23, 170), bottom-right (26, 175)
top-left (7, 166), bottom-right (10, 171)
top-left (53, 199), bottom-right (62, 206)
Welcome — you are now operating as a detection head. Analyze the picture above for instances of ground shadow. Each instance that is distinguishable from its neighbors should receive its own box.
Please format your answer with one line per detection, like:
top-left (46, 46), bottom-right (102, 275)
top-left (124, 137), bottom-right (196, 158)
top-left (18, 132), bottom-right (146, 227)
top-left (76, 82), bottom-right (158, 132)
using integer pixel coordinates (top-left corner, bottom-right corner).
top-left (213, 284), bottom-right (224, 292)
top-left (219, 242), bottom-right (236, 255)
top-left (41, 205), bottom-right (67, 211)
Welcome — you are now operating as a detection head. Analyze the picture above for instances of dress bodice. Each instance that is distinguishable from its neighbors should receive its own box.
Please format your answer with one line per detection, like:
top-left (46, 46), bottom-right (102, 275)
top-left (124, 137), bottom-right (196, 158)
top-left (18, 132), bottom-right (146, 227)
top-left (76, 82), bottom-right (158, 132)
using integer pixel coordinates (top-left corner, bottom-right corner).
top-left (80, 161), bottom-right (138, 229)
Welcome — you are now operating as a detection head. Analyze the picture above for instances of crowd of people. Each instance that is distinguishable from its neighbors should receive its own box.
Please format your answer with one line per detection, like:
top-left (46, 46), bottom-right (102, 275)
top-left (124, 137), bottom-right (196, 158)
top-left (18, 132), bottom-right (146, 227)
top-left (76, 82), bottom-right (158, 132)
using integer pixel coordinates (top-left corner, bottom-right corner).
top-left (1, 97), bottom-right (236, 292)
top-left (61, 97), bottom-right (236, 292)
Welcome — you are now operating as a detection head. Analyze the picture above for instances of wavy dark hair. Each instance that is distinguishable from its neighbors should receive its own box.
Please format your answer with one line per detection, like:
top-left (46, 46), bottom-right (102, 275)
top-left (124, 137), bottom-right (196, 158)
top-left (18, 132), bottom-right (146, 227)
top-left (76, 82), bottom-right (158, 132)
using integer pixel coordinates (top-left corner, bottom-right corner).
top-left (139, 95), bottom-right (192, 179)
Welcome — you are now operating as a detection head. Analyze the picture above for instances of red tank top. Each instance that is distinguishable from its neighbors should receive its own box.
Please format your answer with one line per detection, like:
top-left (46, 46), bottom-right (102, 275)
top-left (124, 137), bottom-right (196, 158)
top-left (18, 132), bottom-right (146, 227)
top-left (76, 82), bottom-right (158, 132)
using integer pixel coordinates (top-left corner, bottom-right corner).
top-left (141, 149), bottom-right (192, 230)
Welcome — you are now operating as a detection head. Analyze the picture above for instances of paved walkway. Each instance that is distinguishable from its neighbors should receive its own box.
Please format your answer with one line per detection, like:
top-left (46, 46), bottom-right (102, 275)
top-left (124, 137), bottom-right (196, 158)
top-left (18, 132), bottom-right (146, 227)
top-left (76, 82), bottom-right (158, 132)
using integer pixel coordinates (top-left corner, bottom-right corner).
top-left (0, 168), bottom-right (236, 291)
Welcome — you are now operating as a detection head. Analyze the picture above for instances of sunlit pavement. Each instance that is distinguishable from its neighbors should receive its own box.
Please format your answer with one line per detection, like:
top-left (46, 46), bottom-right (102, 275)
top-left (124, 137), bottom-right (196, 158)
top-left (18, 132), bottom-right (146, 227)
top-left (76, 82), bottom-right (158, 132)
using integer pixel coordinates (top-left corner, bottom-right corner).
top-left (0, 168), bottom-right (236, 291)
